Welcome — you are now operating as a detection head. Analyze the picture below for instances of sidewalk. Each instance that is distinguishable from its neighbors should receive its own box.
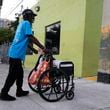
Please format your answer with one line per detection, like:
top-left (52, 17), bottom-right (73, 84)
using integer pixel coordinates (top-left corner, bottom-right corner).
top-left (0, 64), bottom-right (110, 110)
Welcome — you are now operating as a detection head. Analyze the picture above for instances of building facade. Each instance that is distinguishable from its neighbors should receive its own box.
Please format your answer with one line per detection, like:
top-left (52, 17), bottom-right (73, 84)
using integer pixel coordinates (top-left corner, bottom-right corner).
top-left (0, 18), bottom-right (11, 28)
top-left (25, 0), bottom-right (103, 77)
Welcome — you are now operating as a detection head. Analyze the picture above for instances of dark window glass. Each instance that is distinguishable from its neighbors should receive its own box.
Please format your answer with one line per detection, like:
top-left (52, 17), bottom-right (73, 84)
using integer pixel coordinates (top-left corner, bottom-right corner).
top-left (45, 21), bottom-right (61, 55)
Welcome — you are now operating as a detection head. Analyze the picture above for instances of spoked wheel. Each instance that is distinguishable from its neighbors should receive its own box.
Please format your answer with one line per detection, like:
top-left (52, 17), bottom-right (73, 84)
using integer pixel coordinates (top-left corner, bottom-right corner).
top-left (28, 69), bottom-right (39, 93)
top-left (37, 68), bottom-right (69, 102)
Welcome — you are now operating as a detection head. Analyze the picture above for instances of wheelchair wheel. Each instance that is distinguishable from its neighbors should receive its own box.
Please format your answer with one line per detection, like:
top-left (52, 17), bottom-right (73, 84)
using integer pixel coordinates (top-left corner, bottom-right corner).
top-left (37, 68), bottom-right (69, 102)
top-left (65, 90), bottom-right (74, 100)
top-left (28, 69), bottom-right (39, 93)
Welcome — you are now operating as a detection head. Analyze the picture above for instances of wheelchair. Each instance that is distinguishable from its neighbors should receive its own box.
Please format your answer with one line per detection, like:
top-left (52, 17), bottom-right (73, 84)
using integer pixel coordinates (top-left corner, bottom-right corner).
top-left (28, 53), bottom-right (75, 102)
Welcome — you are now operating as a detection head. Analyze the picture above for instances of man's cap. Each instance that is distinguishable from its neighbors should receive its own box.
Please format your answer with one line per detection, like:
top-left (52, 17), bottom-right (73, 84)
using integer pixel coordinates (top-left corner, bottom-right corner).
top-left (22, 9), bottom-right (37, 16)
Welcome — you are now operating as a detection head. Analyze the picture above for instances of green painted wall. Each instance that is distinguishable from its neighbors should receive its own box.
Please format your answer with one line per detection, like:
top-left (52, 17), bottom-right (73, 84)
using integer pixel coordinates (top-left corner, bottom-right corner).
top-left (25, 0), bottom-right (103, 77)
top-left (82, 0), bottom-right (103, 77)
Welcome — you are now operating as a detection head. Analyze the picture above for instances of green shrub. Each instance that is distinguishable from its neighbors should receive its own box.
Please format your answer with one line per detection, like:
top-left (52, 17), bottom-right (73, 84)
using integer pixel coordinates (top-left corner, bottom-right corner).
top-left (0, 28), bottom-right (14, 44)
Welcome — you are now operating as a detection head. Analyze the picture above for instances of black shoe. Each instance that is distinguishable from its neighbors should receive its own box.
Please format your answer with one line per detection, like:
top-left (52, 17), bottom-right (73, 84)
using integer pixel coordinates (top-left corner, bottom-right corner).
top-left (0, 93), bottom-right (16, 101)
top-left (16, 90), bottom-right (29, 97)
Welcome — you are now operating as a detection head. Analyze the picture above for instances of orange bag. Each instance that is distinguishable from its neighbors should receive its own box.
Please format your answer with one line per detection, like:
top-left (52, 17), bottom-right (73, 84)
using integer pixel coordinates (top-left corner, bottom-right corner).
top-left (28, 60), bottom-right (50, 85)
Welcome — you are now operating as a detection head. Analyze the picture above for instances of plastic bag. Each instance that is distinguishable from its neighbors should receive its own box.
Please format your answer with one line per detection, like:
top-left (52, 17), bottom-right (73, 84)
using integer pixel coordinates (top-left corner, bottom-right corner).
top-left (28, 60), bottom-right (50, 84)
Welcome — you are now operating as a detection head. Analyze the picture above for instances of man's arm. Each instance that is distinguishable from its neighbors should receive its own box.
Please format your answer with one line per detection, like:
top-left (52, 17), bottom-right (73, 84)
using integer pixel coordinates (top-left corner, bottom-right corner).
top-left (28, 35), bottom-right (45, 50)
top-left (28, 43), bottom-right (38, 54)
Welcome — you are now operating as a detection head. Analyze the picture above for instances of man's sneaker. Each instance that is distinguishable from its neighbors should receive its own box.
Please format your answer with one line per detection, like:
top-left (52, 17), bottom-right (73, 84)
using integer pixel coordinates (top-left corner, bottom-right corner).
top-left (16, 90), bottom-right (29, 97)
top-left (0, 93), bottom-right (16, 101)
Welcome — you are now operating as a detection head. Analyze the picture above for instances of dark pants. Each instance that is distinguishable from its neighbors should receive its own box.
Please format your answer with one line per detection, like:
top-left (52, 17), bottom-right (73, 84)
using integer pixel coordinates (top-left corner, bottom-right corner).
top-left (1, 58), bottom-right (24, 93)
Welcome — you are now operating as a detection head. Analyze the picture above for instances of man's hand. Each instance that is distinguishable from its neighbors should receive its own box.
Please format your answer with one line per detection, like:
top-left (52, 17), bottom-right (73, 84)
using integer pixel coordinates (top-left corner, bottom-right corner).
top-left (43, 48), bottom-right (51, 54)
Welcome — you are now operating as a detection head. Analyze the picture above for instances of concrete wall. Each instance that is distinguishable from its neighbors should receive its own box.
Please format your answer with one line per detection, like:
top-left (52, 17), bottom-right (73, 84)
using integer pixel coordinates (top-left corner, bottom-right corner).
top-left (25, 0), bottom-right (103, 77)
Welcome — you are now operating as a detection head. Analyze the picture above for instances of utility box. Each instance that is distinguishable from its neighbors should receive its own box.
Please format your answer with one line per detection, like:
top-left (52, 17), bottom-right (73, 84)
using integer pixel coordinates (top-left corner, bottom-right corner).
top-left (97, 72), bottom-right (110, 83)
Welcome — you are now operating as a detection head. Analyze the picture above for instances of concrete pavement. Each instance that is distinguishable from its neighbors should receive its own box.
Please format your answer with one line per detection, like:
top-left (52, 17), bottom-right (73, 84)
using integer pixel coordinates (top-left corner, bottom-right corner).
top-left (0, 64), bottom-right (110, 110)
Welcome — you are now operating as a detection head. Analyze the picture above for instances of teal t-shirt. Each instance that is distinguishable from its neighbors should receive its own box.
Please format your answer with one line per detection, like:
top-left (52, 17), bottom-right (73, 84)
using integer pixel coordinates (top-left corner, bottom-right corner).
top-left (8, 20), bottom-right (32, 61)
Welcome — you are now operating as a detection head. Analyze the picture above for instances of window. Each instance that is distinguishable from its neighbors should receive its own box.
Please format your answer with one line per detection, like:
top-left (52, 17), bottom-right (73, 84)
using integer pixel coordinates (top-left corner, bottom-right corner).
top-left (45, 21), bottom-right (61, 54)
